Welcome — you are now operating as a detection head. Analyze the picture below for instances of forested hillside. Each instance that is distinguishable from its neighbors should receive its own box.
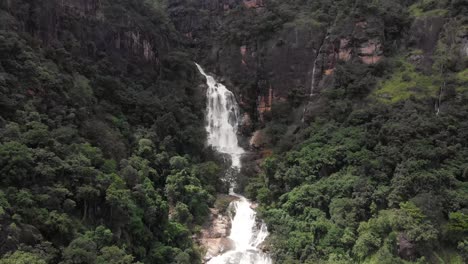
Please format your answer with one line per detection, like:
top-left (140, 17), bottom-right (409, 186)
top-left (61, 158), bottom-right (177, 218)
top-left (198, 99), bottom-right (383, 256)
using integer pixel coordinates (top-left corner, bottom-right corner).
top-left (0, 0), bottom-right (225, 263)
top-left (0, 0), bottom-right (467, 263)
top-left (239, 1), bottom-right (468, 264)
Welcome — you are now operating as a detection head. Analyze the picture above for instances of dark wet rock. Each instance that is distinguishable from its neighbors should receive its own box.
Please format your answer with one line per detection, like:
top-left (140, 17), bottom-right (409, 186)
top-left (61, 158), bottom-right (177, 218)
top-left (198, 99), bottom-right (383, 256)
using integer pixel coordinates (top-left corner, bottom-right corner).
top-left (407, 16), bottom-right (446, 72)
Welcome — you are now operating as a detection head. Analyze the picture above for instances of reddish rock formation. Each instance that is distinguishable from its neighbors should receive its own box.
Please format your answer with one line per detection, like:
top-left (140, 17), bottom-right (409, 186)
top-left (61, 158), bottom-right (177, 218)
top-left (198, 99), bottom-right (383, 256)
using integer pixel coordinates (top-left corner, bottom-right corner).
top-left (243, 0), bottom-right (263, 8)
top-left (339, 38), bottom-right (352, 61)
top-left (257, 87), bottom-right (273, 121)
top-left (240, 45), bottom-right (247, 65)
top-left (249, 130), bottom-right (266, 149)
top-left (324, 69), bottom-right (334, 75)
top-left (359, 38), bottom-right (383, 64)
top-left (240, 45), bottom-right (247, 57)
top-left (260, 149), bottom-right (273, 158)
top-left (323, 41), bottom-right (338, 74)
top-left (169, 1), bottom-right (398, 123)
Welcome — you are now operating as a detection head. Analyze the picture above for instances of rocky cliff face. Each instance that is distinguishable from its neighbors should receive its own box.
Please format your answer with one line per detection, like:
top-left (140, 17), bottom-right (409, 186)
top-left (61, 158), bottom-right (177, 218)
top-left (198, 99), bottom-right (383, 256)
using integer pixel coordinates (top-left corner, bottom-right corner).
top-left (407, 16), bottom-right (446, 72)
top-left (2, 0), bottom-right (166, 65)
top-left (168, 0), bottom-right (407, 126)
top-left (2, 0), bottom-right (461, 125)
top-left (6, 0), bottom-right (450, 129)
top-left (4, 0), bottom-right (459, 132)
top-left (198, 201), bottom-right (235, 262)
top-left (169, 0), bottom-right (465, 133)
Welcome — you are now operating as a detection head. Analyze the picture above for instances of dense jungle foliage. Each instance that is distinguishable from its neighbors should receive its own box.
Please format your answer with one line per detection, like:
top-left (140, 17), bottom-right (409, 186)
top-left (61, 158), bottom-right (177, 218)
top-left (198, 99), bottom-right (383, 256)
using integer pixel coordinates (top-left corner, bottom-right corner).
top-left (244, 0), bottom-right (468, 264)
top-left (0, 0), bottom-right (467, 263)
top-left (0, 0), bottom-right (227, 263)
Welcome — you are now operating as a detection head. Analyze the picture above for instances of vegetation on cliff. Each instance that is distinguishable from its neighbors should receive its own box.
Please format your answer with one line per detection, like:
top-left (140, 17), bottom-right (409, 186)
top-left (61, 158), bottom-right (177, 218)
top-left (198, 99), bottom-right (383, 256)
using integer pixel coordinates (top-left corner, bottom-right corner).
top-left (244, 1), bottom-right (468, 263)
top-left (0, 0), bottom-right (467, 263)
top-left (0, 0), bottom-right (227, 263)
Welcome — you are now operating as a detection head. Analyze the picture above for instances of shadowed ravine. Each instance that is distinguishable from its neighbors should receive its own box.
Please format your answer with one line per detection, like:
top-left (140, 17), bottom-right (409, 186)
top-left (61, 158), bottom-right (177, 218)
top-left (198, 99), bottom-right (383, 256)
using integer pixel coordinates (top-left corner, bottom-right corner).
top-left (196, 64), bottom-right (272, 264)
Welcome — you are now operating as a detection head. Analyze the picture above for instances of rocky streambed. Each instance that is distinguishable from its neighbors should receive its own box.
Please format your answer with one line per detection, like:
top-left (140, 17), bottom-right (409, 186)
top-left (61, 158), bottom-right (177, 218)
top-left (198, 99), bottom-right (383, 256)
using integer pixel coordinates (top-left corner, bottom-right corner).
top-left (197, 195), bottom-right (237, 262)
top-left (197, 194), bottom-right (270, 263)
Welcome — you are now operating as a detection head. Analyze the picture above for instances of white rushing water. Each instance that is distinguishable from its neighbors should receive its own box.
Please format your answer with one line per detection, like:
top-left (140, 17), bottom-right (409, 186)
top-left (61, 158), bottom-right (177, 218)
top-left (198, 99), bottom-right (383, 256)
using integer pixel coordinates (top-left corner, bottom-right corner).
top-left (309, 44), bottom-right (324, 97)
top-left (196, 63), bottom-right (244, 168)
top-left (196, 63), bottom-right (272, 264)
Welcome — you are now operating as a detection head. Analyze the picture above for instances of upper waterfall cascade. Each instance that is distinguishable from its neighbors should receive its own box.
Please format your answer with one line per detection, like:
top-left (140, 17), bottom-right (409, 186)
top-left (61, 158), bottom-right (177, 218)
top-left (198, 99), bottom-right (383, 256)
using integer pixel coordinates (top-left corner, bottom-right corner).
top-left (196, 63), bottom-right (244, 168)
top-left (196, 63), bottom-right (272, 264)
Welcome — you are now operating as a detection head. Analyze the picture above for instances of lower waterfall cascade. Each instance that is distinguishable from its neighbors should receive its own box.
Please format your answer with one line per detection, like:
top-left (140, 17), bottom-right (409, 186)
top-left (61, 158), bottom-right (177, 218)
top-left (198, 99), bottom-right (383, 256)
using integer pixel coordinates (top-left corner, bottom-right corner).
top-left (196, 63), bottom-right (273, 264)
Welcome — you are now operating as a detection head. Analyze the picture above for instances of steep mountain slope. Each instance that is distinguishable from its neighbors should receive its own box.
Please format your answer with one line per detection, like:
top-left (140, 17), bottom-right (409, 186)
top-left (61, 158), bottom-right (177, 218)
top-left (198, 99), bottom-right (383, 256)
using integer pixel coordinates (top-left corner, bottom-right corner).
top-left (0, 0), bottom-right (224, 263)
top-left (0, 0), bottom-right (467, 263)
top-left (169, 0), bottom-right (466, 125)
top-left (168, 0), bottom-right (468, 263)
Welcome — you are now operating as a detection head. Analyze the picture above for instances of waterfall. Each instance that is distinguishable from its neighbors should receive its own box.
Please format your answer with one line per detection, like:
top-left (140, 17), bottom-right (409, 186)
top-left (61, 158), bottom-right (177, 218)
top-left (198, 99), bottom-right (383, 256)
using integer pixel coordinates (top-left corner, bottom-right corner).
top-left (196, 63), bottom-right (244, 168)
top-left (301, 52), bottom-right (322, 123)
top-left (309, 60), bottom-right (319, 97)
top-left (436, 82), bottom-right (445, 116)
top-left (309, 40), bottom-right (326, 97)
top-left (196, 63), bottom-right (272, 264)
top-left (302, 35), bottom-right (328, 123)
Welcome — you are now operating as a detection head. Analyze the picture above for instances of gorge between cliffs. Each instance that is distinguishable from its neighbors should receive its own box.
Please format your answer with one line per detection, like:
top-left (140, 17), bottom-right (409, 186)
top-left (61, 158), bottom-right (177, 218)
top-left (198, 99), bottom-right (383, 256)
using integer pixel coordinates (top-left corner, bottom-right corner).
top-left (0, 1), bottom-right (467, 264)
